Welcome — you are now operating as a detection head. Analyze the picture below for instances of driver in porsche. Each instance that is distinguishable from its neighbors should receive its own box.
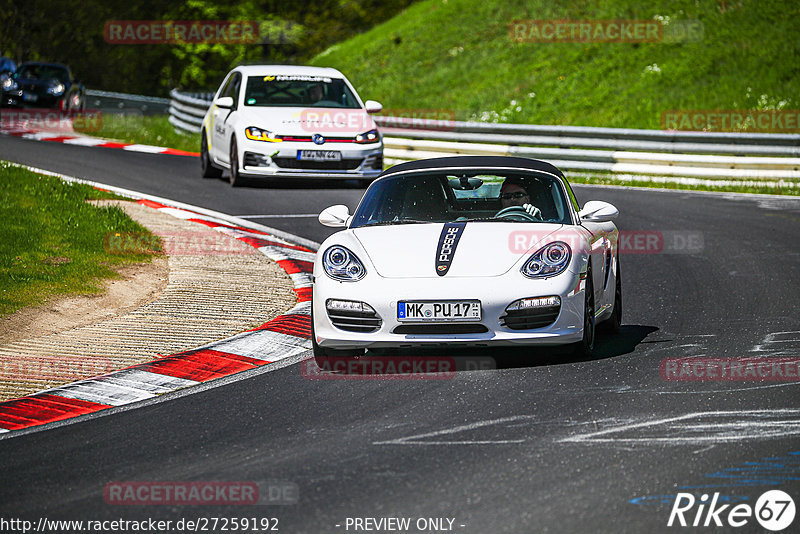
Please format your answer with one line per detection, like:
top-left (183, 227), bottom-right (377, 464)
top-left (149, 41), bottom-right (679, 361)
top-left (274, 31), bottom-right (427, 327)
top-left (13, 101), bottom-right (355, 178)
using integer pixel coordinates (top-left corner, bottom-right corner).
top-left (498, 178), bottom-right (542, 218)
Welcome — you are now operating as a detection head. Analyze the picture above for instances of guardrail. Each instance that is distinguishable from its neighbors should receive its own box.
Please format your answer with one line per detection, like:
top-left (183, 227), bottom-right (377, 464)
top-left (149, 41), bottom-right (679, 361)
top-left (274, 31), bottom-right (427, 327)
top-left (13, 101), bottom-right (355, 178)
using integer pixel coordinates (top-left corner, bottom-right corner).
top-left (168, 89), bottom-right (800, 180)
top-left (85, 89), bottom-right (171, 115)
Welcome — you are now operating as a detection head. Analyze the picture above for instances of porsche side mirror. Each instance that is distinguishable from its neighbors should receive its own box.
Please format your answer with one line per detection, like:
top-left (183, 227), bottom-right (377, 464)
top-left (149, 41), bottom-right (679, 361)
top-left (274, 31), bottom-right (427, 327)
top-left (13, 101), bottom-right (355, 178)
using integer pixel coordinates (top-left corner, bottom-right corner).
top-left (214, 96), bottom-right (234, 109)
top-left (364, 100), bottom-right (383, 114)
top-left (319, 205), bottom-right (351, 228)
top-left (579, 201), bottom-right (618, 222)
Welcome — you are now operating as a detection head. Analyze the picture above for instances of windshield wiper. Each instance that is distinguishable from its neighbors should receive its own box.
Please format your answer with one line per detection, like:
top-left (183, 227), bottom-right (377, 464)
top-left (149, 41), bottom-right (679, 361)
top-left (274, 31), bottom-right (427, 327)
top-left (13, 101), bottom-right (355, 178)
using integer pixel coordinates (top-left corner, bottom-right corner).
top-left (361, 218), bottom-right (429, 227)
top-left (459, 217), bottom-right (519, 222)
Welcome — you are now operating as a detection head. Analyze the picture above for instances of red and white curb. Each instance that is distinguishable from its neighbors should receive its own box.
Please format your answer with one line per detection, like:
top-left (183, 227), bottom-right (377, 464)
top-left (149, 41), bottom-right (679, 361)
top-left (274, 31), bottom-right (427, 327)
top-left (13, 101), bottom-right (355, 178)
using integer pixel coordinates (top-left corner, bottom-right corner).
top-left (0, 198), bottom-right (314, 433)
top-left (2, 127), bottom-right (198, 156)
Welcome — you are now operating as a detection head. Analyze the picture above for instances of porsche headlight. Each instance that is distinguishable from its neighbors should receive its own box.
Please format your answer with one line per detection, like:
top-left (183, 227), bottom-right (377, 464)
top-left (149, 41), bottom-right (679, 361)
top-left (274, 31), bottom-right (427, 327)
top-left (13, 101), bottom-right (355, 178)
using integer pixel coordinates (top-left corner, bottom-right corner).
top-left (2, 77), bottom-right (17, 91)
top-left (322, 245), bottom-right (366, 282)
top-left (521, 242), bottom-right (571, 278)
top-left (245, 126), bottom-right (282, 142)
top-left (354, 129), bottom-right (379, 144)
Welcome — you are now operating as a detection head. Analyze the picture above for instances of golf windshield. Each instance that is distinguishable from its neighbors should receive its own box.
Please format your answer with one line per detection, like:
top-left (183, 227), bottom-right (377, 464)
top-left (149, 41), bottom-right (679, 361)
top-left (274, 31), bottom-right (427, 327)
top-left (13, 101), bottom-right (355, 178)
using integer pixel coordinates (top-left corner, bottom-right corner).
top-left (244, 75), bottom-right (360, 108)
top-left (350, 171), bottom-right (573, 228)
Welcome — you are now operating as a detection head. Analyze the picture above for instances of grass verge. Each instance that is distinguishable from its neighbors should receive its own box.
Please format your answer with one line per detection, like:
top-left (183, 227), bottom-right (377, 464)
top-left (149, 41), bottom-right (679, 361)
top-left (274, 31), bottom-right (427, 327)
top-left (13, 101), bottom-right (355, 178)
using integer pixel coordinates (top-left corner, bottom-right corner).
top-left (0, 162), bottom-right (162, 317)
top-left (75, 114), bottom-right (199, 154)
top-left (310, 0), bottom-right (798, 130)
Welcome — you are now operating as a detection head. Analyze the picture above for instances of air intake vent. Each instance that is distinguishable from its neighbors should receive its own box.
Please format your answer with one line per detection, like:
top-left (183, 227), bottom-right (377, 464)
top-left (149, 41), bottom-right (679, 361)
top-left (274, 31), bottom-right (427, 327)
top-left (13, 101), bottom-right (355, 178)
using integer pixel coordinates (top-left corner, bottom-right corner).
top-left (243, 152), bottom-right (269, 167)
top-left (500, 306), bottom-right (560, 330)
top-left (393, 324), bottom-right (488, 335)
top-left (273, 158), bottom-right (364, 171)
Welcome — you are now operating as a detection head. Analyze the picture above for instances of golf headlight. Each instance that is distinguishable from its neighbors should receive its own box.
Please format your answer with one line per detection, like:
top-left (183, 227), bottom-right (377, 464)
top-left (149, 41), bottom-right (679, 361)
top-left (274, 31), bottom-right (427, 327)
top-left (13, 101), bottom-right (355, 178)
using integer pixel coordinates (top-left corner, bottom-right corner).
top-left (354, 129), bottom-right (379, 144)
top-left (245, 126), bottom-right (282, 142)
top-left (2, 77), bottom-right (17, 90)
top-left (322, 245), bottom-right (366, 282)
top-left (521, 242), bottom-right (571, 278)
top-left (48, 82), bottom-right (65, 95)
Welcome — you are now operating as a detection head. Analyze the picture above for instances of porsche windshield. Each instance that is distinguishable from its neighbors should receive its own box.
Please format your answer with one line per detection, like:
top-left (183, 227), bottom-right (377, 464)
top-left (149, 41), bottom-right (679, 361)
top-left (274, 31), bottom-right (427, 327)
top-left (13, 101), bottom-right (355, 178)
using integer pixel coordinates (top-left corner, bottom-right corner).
top-left (350, 171), bottom-right (573, 228)
top-left (244, 75), bottom-right (360, 108)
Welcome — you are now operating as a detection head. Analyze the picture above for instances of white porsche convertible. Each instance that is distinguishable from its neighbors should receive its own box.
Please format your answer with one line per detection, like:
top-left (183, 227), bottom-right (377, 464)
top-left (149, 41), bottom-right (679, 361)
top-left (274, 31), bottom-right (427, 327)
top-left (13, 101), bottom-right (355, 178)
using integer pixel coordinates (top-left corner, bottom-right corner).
top-left (312, 156), bottom-right (621, 358)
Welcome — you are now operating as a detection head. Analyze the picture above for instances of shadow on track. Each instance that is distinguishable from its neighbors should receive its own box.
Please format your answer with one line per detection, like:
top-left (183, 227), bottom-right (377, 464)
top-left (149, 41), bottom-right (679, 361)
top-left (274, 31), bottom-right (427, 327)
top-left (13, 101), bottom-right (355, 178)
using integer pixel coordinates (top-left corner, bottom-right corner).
top-left (313, 324), bottom-right (661, 376)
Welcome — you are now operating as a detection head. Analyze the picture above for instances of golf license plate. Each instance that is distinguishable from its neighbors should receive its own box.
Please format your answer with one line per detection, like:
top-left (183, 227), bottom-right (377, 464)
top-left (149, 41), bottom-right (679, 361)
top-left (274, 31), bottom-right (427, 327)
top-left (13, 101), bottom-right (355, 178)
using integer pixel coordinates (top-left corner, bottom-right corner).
top-left (397, 300), bottom-right (481, 322)
top-left (297, 150), bottom-right (341, 161)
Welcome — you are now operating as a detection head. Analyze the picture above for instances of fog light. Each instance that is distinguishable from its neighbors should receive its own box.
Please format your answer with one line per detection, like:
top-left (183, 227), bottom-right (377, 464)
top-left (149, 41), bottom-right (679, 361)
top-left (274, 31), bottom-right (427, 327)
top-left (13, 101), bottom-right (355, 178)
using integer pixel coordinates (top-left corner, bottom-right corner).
top-left (506, 296), bottom-right (560, 311)
top-left (243, 151), bottom-right (272, 167)
top-left (326, 299), bottom-right (375, 313)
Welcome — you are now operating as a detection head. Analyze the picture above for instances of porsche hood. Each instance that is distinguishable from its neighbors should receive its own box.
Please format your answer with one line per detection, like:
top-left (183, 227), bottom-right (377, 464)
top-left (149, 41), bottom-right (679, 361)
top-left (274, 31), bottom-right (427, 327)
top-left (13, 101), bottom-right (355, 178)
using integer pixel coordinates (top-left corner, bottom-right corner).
top-left (352, 222), bottom-right (567, 278)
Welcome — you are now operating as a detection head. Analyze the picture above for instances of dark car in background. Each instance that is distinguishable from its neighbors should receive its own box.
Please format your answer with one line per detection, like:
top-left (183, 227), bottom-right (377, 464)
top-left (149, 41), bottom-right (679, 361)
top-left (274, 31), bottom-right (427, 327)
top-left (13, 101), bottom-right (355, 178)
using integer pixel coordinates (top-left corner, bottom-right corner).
top-left (0, 57), bottom-right (15, 78)
top-left (1, 62), bottom-right (85, 111)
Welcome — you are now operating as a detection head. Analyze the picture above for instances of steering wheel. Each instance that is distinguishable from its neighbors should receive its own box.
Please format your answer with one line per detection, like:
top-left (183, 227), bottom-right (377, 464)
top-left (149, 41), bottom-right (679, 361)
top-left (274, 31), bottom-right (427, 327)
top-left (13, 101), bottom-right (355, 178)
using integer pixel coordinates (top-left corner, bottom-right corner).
top-left (494, 205), bottom-right (543, 222)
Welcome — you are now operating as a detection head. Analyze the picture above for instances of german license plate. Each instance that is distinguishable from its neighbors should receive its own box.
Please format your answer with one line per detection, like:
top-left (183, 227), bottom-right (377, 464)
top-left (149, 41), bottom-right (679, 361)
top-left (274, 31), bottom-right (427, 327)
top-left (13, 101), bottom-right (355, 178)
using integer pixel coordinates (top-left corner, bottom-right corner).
top-left (297, 150), bottom-right (341, 161)
top-left (23, 93), bottom-right (38, 102)
top-left (397, 300), bottom-right (481, 322)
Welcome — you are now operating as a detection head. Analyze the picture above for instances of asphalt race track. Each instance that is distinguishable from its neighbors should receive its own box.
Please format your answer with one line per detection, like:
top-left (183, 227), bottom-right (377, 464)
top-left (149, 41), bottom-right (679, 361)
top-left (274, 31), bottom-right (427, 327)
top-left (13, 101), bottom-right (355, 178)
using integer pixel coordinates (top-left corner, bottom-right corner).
top-left (2, 136), bottom-right (800, 533)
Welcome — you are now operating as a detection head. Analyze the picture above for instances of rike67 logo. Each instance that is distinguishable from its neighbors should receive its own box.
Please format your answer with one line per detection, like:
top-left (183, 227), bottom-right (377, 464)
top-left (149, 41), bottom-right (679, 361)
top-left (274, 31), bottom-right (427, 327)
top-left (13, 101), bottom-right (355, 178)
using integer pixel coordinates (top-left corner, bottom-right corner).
top-left (668, 491), bottom-right (795, 530)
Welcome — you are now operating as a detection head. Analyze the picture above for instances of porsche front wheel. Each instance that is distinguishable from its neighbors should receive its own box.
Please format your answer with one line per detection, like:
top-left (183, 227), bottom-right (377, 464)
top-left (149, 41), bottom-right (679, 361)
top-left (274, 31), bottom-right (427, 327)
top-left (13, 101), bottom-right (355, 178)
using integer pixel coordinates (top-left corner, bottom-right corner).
top-left (572, 265), bottom-right (595, 358)
top-left (599, 255), bottom-right (622, 334)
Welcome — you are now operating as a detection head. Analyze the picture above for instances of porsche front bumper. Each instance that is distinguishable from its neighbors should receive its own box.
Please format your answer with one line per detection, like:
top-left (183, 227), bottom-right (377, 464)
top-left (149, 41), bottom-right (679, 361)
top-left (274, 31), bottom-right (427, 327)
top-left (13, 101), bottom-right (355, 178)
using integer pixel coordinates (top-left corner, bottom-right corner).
top-left (312, 270), bottom-right (586, 350)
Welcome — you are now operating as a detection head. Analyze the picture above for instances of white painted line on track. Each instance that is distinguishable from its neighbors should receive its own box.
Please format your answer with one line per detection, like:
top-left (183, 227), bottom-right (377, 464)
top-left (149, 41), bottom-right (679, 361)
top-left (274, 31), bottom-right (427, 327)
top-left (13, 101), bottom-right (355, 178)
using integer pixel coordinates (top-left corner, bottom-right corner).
top-left (288, 272), bottom-right (313, 287)
top-left (61, 137), bottom-right (108, 146)
top-left (122, 144), bottom-right (173, 153)
top-left (210, 331), bottom-right (311, 362)
top-left (257, 246), bottom-right (317, 263)
top-left (100, 369), bottom-right (199, 394)
top-left (52, 380), bottom-right (157, 406)
top-left (560, 409), bottom-right (800, 445)
top-left (373, 415), bottom-right (537, 446)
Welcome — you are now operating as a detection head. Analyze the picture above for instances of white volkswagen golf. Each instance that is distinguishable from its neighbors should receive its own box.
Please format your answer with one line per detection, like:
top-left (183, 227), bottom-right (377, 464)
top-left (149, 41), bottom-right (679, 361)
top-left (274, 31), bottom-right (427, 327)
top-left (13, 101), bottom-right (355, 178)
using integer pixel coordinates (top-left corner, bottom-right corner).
top-left (201, 65), bottom-right (384, 186)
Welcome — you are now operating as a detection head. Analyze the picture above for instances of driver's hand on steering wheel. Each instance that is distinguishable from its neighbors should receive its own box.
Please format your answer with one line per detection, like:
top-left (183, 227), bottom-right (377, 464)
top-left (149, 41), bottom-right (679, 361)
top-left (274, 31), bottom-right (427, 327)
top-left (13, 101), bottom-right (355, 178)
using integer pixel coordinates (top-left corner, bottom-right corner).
top-left (522, 203), bottom-right (542, 219)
